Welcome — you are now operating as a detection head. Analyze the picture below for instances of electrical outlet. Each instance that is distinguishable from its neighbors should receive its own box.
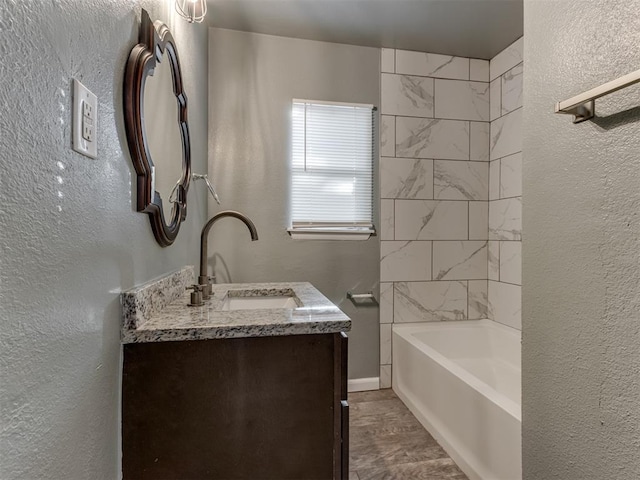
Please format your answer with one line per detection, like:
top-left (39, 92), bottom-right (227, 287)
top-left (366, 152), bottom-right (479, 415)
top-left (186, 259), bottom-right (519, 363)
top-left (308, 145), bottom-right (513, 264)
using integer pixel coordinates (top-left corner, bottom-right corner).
top-left (83, 100), bottom-right (94, 120)
top-left (82, 117), bottom-right (94, 142)
top-left (72, 79), bottom-right (97, 159)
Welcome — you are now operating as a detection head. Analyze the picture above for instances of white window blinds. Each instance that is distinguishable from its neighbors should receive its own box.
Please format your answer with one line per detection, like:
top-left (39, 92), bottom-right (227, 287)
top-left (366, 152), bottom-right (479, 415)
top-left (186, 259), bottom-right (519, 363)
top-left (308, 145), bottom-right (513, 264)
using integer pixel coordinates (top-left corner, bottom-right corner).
top-left (290, 99), bottom-right (375, 238)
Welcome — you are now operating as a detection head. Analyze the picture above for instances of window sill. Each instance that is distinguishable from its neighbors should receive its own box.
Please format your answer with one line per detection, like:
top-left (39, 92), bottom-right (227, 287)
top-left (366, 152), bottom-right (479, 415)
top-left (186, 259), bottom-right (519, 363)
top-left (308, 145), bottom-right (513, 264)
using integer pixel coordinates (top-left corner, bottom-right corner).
top-left (287, 227), bottom-right (375, 241)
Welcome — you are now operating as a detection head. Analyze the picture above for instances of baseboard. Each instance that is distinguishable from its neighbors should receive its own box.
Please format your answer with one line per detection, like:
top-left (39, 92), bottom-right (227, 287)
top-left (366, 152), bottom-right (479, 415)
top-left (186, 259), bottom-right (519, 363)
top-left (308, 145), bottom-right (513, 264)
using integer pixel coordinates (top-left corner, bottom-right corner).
top-left (348, 377), bottom-right (380, 392)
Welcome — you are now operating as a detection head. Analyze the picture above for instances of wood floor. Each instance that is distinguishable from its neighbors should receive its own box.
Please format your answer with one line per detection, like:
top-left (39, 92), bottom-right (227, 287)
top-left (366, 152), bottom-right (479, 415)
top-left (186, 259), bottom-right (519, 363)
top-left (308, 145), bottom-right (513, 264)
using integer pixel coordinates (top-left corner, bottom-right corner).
top-left (348, 389), bottom-right (468, 480)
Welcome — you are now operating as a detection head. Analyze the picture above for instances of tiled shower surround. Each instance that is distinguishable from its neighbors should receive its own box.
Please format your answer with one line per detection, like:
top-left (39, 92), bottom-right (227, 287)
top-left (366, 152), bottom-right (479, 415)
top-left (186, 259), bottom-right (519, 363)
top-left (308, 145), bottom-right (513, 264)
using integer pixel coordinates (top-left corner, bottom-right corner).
top-left (379, 39), bottom-right (523, 387)
top-left (488, 38), bottom-right (523, 331)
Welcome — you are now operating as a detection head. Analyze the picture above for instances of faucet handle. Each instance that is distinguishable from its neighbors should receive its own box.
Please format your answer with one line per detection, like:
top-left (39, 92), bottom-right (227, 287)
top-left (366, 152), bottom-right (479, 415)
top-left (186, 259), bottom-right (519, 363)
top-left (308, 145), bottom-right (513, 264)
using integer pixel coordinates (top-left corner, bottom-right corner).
top-left (186, 284), bottom-right (204, 307)
top-left (197, 274), bottom-right (214, 300)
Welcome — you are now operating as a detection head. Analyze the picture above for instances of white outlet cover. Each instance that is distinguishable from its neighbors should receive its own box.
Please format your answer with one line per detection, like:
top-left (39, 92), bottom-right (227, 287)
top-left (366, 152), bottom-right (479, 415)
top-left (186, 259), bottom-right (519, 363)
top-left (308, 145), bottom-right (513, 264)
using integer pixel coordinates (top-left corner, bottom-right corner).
top-left (72, 79), bottom-right (97, 159)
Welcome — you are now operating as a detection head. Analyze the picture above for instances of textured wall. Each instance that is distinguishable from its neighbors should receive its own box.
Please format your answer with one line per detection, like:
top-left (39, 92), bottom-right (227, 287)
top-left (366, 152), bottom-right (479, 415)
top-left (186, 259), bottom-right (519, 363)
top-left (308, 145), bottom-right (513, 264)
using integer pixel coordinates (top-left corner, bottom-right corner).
top-left (378, 48), bottom-right (491, 387)
top-left (523, 0), bottom-right (640, 478)
top-left (208, 29), bottom-right (380, 380)
top-left (0, 1), bottom-right (209, 478)
top-left (488, 38), bottom-right (523, 330)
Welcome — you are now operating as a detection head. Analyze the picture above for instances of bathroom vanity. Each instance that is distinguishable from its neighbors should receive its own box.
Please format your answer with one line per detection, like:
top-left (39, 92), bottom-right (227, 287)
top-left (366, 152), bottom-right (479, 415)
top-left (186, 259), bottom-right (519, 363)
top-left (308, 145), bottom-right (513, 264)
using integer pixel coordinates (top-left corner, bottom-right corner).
top-left (120, 268), bottom-right (351, 479)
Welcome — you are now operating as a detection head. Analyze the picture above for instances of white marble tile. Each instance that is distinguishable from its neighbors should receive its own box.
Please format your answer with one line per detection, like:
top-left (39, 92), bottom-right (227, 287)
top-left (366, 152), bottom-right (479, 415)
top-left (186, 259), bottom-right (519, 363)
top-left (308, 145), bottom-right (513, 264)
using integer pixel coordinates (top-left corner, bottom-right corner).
top-left (490, 37), bottom-right (523, 81)
top-left (396, 117), bottom-right (469, 160)
top-left (380, 199), bottom-right (395, 240)
top-left (394, 281), bottom-right (467, 322)
top-left (489, 197), bottom-right (522, 240)
top-left (488, 281), bottom-right (521, 330)
top-left (500, 241), bottom-right (522, 285)
top-left (434, 160), bottom-right (488, 200)
top-left (500, 152), bottom-right (522, 198)
top-left (381, 48), bottom-right (395, 73)
top-left (489, 77), bottom-right (501, 121)
top-left (468, 280), bottom-right (488, 319)
top-left (380, 365), bottom-right (391, 388)
top-left (501, 63), bottom-right (523, 115)
top-left (380, 241), bottom-right (431, 281)
top-left (470, 122), bottom-right (490, 161)
top-left (490, 108), bottom-right (522, 160)
top-left (395, 200), bottom-right (468, 240)
top-left (382, 74), bottom-right (434, 117)
top-left (470, 59), bottom-right (489, 81)
top-left (381, 157), bottom-right (433, 199)
top-left (433, 241), bottom-right (487, 280)
top-left (469, 202), bottom-right (489, 240)
top-left (488, 241), bottom-right (500, 281)
top-left (380, 324), bottom-right (392, 364)
top-left (380, 115), bottom-right (396, 157)
top-left (395, 50), bottom-right (469, 80)
top-left (435, 79), bottom-right (489, 121)
top-left (489, 159), bottom-right (500, 200)
top-left (380, 282), bottom-right (394, 324)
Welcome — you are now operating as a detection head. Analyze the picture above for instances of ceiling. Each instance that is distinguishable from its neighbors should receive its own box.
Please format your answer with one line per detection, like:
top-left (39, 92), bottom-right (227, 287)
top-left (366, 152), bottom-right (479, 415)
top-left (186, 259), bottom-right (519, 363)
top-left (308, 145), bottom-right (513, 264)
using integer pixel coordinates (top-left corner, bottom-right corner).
top-left (206, 0), bottom-right (523, 60)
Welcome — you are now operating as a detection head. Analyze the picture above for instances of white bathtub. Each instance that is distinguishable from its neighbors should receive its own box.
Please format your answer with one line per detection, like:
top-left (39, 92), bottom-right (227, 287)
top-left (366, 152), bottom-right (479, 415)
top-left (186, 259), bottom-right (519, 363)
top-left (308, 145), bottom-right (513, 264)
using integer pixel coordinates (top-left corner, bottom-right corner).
top-left (392, 319), bottom-right (521, 480)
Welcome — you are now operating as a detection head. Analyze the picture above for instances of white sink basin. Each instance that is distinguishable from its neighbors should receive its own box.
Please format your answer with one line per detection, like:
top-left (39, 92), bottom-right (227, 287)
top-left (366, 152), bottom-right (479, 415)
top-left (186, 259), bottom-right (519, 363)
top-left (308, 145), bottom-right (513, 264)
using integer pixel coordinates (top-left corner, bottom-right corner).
top-left (220, 289), bottom-right (301, 311)
top-left (222, 296), bottom-right (299, 310)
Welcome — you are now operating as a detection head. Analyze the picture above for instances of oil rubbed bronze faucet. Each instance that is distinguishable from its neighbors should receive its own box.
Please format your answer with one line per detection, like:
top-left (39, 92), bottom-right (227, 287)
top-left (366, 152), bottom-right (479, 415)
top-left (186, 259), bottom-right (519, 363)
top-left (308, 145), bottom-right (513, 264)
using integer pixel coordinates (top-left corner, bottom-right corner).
top-left (199, 210), bottom-right (259, 299)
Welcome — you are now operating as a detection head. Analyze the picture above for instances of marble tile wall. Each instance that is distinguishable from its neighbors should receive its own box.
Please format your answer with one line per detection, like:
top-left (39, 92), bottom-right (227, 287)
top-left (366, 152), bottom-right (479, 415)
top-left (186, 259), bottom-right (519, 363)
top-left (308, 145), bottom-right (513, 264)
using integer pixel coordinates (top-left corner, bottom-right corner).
top-left (378, 47), bottom-right (491, 386)
top-left (378, 39), bottom-right (523, 385)
top-left (487, 38), bottom-right (523, 331)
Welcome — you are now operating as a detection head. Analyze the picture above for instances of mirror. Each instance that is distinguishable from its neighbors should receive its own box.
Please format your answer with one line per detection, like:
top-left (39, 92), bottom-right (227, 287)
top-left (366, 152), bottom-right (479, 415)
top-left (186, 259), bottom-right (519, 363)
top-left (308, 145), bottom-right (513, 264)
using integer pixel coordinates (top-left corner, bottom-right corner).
top-left (144, 53), bottom-right (184, 225)
top-left (123, 9), bottom-right (191, 247)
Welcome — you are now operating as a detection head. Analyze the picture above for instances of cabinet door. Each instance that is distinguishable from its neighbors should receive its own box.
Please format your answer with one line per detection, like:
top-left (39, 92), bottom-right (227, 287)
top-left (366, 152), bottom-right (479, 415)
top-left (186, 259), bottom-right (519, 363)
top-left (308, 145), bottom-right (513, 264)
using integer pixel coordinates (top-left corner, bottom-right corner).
top-left (123, 334), bottom-right (336, 479)
top-left (333, 332), bottom-right (349, 478)
top-left (341, 400), bottom-right (350, 480)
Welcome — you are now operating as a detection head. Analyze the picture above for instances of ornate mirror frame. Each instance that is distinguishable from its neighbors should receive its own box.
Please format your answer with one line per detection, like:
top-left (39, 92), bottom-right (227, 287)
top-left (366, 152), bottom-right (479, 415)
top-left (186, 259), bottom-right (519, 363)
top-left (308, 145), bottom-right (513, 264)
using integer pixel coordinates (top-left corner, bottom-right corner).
top-left (124, 9), bottom-right (191, 247)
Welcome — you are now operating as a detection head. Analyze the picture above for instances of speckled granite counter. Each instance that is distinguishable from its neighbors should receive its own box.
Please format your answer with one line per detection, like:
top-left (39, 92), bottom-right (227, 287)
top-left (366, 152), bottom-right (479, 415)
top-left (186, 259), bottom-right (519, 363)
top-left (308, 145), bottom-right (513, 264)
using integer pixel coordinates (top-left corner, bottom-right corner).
top-left (121, 268), bottom-right (351, 343)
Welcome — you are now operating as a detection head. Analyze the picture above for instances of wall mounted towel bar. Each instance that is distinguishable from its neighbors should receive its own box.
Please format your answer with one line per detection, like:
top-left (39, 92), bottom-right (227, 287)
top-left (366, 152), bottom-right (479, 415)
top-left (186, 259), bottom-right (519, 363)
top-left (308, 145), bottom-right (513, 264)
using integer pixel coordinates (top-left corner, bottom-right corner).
top-left (347, 291), bottom-right (378, 305)
top-left (555, 68), bottom-right (640, 123)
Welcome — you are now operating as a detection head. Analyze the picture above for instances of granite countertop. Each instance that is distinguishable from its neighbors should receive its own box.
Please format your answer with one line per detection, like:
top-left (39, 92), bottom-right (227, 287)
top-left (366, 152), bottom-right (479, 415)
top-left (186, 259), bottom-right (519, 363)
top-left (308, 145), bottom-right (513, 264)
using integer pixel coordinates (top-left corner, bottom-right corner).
top-left (121, 268), bottom-right (351, 344)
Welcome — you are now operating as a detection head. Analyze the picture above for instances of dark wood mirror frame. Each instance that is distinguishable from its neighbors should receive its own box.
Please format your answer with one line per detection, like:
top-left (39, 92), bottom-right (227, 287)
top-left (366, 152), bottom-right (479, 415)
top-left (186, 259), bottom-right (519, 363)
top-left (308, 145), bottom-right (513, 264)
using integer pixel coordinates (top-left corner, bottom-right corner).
top-left (124, 9), bottom-right (191, 247)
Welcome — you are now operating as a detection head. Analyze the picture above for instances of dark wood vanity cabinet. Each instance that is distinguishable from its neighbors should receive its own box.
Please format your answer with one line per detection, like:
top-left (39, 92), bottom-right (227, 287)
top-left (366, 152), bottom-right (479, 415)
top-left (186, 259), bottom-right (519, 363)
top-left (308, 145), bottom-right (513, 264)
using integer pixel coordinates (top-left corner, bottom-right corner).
top-left (122, 332), bottom-right (348, 479)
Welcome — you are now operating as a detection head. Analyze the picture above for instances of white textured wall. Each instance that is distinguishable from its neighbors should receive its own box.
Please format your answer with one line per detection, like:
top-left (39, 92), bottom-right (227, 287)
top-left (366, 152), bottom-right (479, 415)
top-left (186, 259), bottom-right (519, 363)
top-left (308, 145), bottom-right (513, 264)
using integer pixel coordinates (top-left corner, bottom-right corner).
top-left (523, 0), bottom-right (640, 478)
top-left (0, 1), bottom-right (209, 478)
top-left (378, 49), bottom-right (491, 386)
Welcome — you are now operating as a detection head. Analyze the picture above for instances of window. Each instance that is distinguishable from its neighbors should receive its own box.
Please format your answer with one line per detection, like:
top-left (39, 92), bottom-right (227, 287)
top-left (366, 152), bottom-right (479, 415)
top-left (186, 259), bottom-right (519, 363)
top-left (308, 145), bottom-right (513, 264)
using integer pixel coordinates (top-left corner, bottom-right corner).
top-left (289, 99), bottom-right (376, 240)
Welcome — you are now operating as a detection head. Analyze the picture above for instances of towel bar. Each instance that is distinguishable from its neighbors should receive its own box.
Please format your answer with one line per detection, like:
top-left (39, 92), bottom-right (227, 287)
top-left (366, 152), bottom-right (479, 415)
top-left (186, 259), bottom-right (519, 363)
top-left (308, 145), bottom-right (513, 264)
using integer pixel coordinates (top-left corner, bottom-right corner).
top-left (555, 68), bottom-right (640, 123)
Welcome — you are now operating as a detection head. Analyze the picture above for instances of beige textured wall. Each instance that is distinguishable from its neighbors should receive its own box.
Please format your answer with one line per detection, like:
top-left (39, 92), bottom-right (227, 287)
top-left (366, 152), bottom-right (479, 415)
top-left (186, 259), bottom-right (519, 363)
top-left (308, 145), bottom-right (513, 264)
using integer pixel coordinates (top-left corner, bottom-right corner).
top-left (0, 2), bottom-right (209, 478)
top-left (523, 0), bottom-right (640, 478)
top-left (207, 28), bottom-right (381, 380)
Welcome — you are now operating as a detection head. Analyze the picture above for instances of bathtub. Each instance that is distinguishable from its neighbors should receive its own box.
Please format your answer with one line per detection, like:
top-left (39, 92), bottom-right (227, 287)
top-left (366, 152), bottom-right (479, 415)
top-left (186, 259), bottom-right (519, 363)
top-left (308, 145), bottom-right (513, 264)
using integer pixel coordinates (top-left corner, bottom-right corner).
top-left (392, 319), bottom-right (521, 480)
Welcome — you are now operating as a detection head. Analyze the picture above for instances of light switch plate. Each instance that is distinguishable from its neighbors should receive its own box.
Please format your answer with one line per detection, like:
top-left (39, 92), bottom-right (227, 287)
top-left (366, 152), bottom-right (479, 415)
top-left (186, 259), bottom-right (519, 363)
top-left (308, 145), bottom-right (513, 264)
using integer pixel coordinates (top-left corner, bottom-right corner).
top-left (72, 79), bottom-right (97, 159)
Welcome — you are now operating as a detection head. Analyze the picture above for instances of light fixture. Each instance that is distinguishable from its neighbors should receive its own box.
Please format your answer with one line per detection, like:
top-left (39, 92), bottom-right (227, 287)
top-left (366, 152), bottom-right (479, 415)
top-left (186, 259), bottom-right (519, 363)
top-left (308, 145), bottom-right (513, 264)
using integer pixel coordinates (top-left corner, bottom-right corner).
top-left (175, 0), bottom-right (207, 23)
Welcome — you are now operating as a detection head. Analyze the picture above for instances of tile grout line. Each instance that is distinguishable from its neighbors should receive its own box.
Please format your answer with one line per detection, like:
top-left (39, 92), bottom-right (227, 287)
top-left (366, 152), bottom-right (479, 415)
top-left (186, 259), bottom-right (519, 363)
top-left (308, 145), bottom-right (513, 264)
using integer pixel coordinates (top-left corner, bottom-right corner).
top-left (468, 279), bottom-right (474, 318)
top-left (432, 80), bottom-right (436, 118)
top-left (391, 71), bottom-right (489, 82)
top-left (499, 71), bottom-right (503, 118)
top-left (382, 158), bottom-right (494, 164)
top-left (489, 278), bottom-right (522, 287)
top-left (432, 157), bottom-right (436, 205)
top-left (393, 112), bottom-right (490, 123)
top-left (393, 198), bottom-right (396, 240)
top-left (497, 240), bottom-right (501, 282)
top-left (430, 238), bottom-right (434, 282)
top-left (388, 198), bottom-right (490, 203)
top-left (499, 157), bottom-right (503, 199)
